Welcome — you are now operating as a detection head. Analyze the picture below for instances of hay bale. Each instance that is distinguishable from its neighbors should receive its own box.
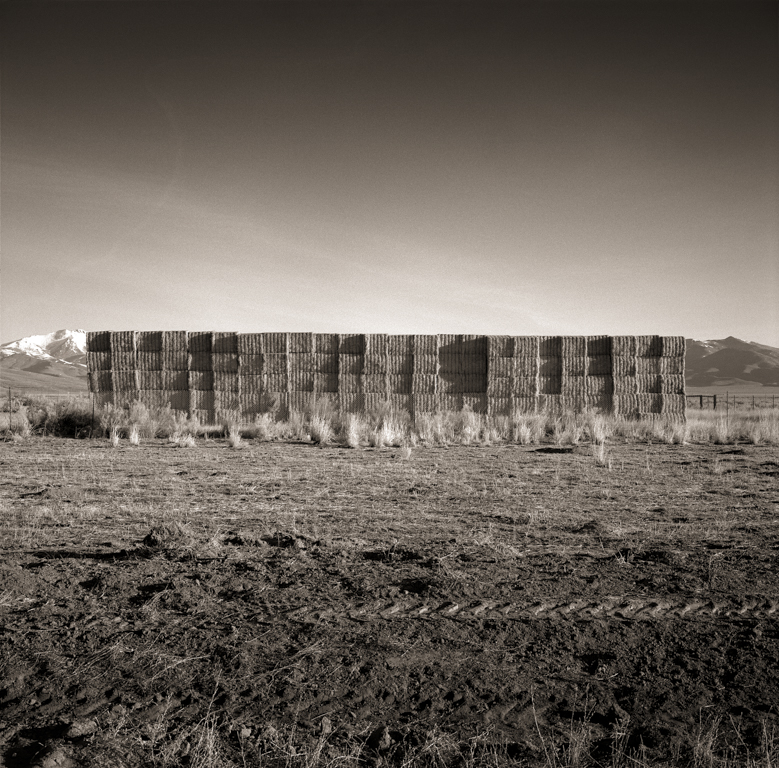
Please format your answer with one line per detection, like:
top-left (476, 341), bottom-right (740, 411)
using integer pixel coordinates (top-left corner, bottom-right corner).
top-left (365, 334), bottom-right (388, 355)
top-left (636, 335), bottom-right (663, 357)
top-left (288, 333), bottom-right (313, 354)
top-left (538, 336), bottom-right (562, 357)
top-left (263, 354), bottom-right (288, 375)
top-left (387, 335), bottom-right (413, 355)
top-left (584, 394), bottom-right (612, 413)
top-left (636, 393), bottom-right (663, 414)
top-left (612, 394), bottom-right (639, 416)
top-left (413, 335), bottom-right (437, 356)
top-left (314, 372), bottom-right (339, 393)
top-left (288, 392), bottom-right (312, 413)
top-left (363, 355), bottom-right (388, 375)
top-left (214, 371), bottom-right (239, 392)
top-left (514, 337), bottom-right (539, 358)
top-left (562, 377), bottom-right (586, 399)
top-left (339, 354), bottom-right (364, 375)
top-left (489, 357), bottom-right (514, 378)
top-left (463, 373), bottom-right (487, 392)
top-left (636, 375), bottom-right (662, 394)
top-left (138, 390), bottom-right (164, 408)
top-left (513, 396), bottom-right (538, 414)
top-left (461, 355), bottom-right (487, 375)
top-left (138, 371), bottom-right (163, 390)
top-left (111, 370), bottom-right (138, 392)
top-left (110, 331), bottom-right (136, 353)
top-left (611, 336), bottom-right (636, 357)
top-left (660, 374), bottom-right (685, 395)
top-left (661, 394), bottom-right (686, 415)
top-left (662, 336), bottom-right (686, 357)
top-left (137, 352), bottom-right (162, 371)
top-left (187, 332), bottom-right (212, 354)
top-left (364, 394), bottom-right (390, 413)
top-left (112, 351), bottom-right (136, 370)
top-left (339, 334), bottom-right (364, 355)
top-left (438, 352), bottom-right (461, 375)
top-left (389, 394), bottom-right (413, 413)
top-left (88, 371), bottom-right (112, 393)
top-left (167, 391), bottom-right (189, 412)
top-left (463, 393), bottom-right (487, 413)
top-left (240, 375), bottom-right (264, 395)
top-left (660, 356), bottom-right (684, 375)
top-left (513, 376), bottom-right (537, 398)
top-left (190, 390), bottom-right (215, 411)
top-left (538, 375), bottom-right (562, 395)
top-left (461, 336), bottom-right (487, 356)
top-left (241, 354), bottom-right (263, 375)
top-left (612, 375), bottom-right (637, 395)
top-left (362, 374), bottom-right (387, 395)
top-left (635, 357), bottom-right (662, 375)
top-left (87, 331), bottom-right (111, 353)
top-left (289, 370), bottom-right (314, 392)
top-left (94, 392), bottom-right (114, 408)
top-left (488, 396), bottom-right (511, 416)
top-left (413, 354), bottom-right (438, 375)
top-left (538, 394), bottom-right (564, 416)
top-left (387, 355), bottom-right (413, 375)
top-left (437, 334), bottom-right (459, 352)
top-left (487, 377), bottom-right (511, 397)
top-left (188, 352), bottom-right (212, 372)
top-left (162, 332), bottom-right (188, 370)
top-left (239, 393), bottom-right (260, 417)
top-left (514, 355), bottom-right (539, 378)
top-left (262, 332), bottom-right (288, 354)
top-left (339, 393), bottom-right (364, 413)
top-left (586, 336), bottom-right (612, 356)
top-left (163, 370), bottom-right (188, 390)
top-left (412, 374), bottom-right (436, 394)
top-left (314, 333), bottom-right (339, 354)
top-left (488, 336), bottom-right (513, 357)
top-left (562, 355), bottom-right (586, 377)
top-left (237, 333), bottom-right (262, 356)
top-left (87, 351), bottom-right (111, 371)
top-left (561, 337), bottom-right (586, 357)
top-left (586, 375), bottom-right (613, 396)
top-left (612, 356), bottom-right (636, 377)
top-left (388, 375), bottom-right (413, 395)
top-left (189, 371), bottom-right (214, 391)
top-left (313, 354), bottom-right (338, 374)
top-left (137, 331), bottom-right (163, 352)
top-left (266, 373), bottom-right (289, 392)
top-left (412, 394), bottom-right (437, 413)
top-left (438, 374), bottom-right (463, 394)
top-left (438, 393), bottom-right (463, 412)
top-left (338, 373), bottom-right (362, 393)
top-left (289, 353), bottom-right (314, 378)
top-left (587, 355), bottom-right (612, 376)
top-left (539, 357), bottom-right (562, 377)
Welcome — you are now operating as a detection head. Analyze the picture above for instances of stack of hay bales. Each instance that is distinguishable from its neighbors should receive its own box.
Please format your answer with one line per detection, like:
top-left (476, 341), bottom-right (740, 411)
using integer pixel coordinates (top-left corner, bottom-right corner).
top-left (162, 332), bottom-right (189, 411)
top-left (312, 333), bottom-right (339, 404)
top-left (238, 333), bottom-right (263, 418)
top-left (537, 336), bottom-right (563, 414)
top-left (262, 332), bottom-right (289, 416)
top-left (86, 332), bottom-right (686, 421)
top-left (188, 332), bottom-right (214, 421)
top-left (585, 336), bottom-right (613, 412)
top-left (338, 334), bottom-right (364, 413)
top-left (86, 331), bottom-right (112, 406)
top-left (412, 335), bottom-right (438, 414)
top-left (363, 334), bottom-right (389, 412)
top-left (387, 335), bottom-right (414, 413)
top-left (288, 332), bottom-right (314, 414)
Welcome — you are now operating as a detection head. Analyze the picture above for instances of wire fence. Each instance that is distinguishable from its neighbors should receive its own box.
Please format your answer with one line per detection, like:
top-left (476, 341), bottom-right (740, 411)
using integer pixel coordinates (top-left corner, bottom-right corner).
top-left (686, 393), bottom-right (779, 410)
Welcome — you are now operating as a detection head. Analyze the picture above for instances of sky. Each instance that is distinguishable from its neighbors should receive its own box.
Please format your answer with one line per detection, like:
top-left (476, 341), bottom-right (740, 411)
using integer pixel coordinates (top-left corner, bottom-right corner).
top-left (2, 1), bottom-right (778, 346)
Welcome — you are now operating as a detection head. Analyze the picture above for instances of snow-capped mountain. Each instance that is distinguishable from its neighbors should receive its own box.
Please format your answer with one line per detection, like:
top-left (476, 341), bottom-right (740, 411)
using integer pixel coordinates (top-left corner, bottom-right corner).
top-left (1, 330), bottom-right (89, 393)
top-left (0, 329), bottom-right (87, 366)
top-left (685, 337), bottom-right (779, 388)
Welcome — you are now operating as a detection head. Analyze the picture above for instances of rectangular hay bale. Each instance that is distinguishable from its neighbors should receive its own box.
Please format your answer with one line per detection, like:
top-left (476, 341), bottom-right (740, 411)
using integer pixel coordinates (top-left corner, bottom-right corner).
top-left (314, 373), bottom-right (339, 393)
top-left (539, 357), bottom-right (562, 377)
top-left (289, 370), bottom-right (314, 392)
top-left (412, 374), bottom-right (436, 394)
top-left (586, 336), bottom-right (612, 356)
top-left (561, 336), bottom-right (587, 357)
top-left (660, 356), bottom-right (685, 375)
top-left (488, 336), bottom-right (513, 357)
top-left (237, 333), bottom-right (263, 356)
top-left (241, 354), bottom-right (263, 375)
top-left (636, 374), bottom-right (662, 394)
top-left (262, 333), bottom-right (288, 354)
top-left (612, 356), bottom-right (636, 377)
top-left (339, 393), bottom-right (365, 413)
top-left (339, 334), bottom-right (364, 355)
top-left (136, 331), bottom-right (163, 352)
top-left (338, 373), bottom-right (362, 393)
top-left (586, 375), bottom-right (613, 396)
top-left (489, 357), bottom-right (514, 378)
top-left (538, 375), bottom-right (562, 395)
top-left (313, 333), bottom-right (339, 354)
top-left (365, 334), bottom-right (388, 355)
top-left (636, 335), bottom-right (663, 357)
top-left (212, 332), bottom-right (238, 353)
top-left (487, 377), bottom-right (511, 398)
top-left (266, 373), bottom-right (289, 392)
top-left (188, 371), bottom-right (214, 391)
top-left (488, 396), bottom-right (512, 417)
top-left (611, 336), bottom-right (636, 357)
top-left (137, 371), bottom-right (163, 390)
top-left (612, 375), bottom-right (637, 395)
top-left (88, 371), bottom-right (112, 392)
top-left (514, 355), bottom-right (539, 377)
top-left (635, 357), bottom-right (662, 375)
top-left (87, 351), bottom-right (111, 371)
top-left (87, 331), bottom-right (111, 353)
top-left (263, 354), bottom-right (288, 375)
top-left (213, 371), bottom-right (239, 392)
top-left (288, 333), bottom-right (313, 354)
top-left (190, 390), bottom-right (215, 411)
top-left (413, 354), bottom-right (438, 375)
top-left (388, 375), bottom-right (413, 395)
top-left (660, 374), bottom-right (685, 395)
top-left (387, 355), bottom-right (413, 375)
top-left (662, 336), bottom-right (686, 358)
top-left (387, 335), bottom-right (413, 356)
top-left (463, 393), bottom-right (487, 413)
top-left (312, 354), bottom-right (338, 374)
top-left (438, 393), bottom-right (463, 412)
top-left (163, 370), bottom-right (189, 390)
top-left (538, 336), bottom-right (562, 357)
top-left (211, 353), bottom-right (240, 373)
top-left (514, 337), bottom-right (539, 357)
top-left (338, 354), bottom-right (364, 375)
top-left (363, 355), bottom-right (388, 375)
top-left (111, 370), bottom-right (138, 392)
top-left (562, 356), bottom-right (587, 377)
top-left (362, 373), bottom-right (388, 395)
top-left (187, 332), bottom-right (212, 354)
top-left (136, 352), bottom-right (162, 371)
top-left (587, 355), bottom-right (612, 376)
top-left (513, 376), bottom-right (537, 398)
top-left (413, 335), bottom-right (437, 356)
top-left (110, 331), bottom-right (136, 353)
top-left (389, 394), bottom-right (413, 413)
top-left (112, 351), bottom-right (136, 370)
top-left (239, 375), bottom-right (264, 395)
top-left (412, 394), bottom-right (437, 413)
top-left (188, 352), bottom-right (212, 372)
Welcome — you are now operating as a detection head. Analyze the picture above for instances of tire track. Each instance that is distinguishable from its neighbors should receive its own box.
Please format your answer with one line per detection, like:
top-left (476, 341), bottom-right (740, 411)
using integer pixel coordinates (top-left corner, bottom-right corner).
top-left (267, 595), bottom-right (779, 624)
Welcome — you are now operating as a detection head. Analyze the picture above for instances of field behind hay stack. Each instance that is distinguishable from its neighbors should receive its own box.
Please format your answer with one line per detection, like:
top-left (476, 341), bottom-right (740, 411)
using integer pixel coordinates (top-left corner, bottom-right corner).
top-left (1, 414), bottom-right (779, 767)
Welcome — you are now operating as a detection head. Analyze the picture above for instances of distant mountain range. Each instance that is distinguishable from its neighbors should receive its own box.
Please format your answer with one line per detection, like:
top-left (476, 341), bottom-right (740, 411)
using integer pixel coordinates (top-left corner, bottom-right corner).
top-left (1, 330), bottom-right (778, 393)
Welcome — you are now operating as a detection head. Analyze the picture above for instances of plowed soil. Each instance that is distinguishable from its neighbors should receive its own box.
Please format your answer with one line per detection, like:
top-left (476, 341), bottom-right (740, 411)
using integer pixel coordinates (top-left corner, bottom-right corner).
top-left (1, 437), bottom-right (779, 766)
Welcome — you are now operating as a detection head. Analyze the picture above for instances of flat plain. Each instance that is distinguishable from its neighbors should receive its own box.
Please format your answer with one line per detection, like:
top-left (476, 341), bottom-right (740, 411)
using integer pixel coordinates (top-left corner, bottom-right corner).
top-left (1, 435), bottom-right (779, 766)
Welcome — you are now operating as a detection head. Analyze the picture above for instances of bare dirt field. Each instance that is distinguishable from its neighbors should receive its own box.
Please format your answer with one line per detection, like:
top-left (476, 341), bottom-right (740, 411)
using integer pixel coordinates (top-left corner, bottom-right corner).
top-left (1, 436), bottom-right (779, 766)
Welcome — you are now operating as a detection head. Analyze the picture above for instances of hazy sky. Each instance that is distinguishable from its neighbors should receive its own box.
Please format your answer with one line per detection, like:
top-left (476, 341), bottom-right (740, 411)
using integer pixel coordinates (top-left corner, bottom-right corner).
top-left (3, 1), bottom-right (778, 345)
